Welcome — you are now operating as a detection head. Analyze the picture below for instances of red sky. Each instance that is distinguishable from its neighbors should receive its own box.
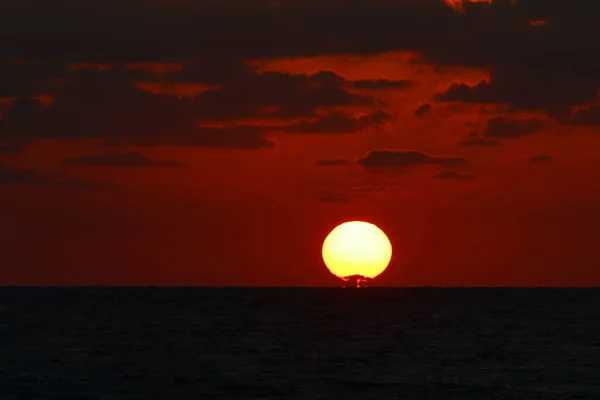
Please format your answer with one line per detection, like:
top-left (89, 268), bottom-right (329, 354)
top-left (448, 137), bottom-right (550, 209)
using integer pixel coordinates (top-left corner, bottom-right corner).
top-left (1, 0), bottom-right (600, 286)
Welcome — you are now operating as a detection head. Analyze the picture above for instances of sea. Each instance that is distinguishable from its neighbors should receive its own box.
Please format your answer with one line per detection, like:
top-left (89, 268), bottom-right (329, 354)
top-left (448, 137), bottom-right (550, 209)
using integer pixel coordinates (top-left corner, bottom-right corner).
top-left (0, 287), bottom-right (599, 399)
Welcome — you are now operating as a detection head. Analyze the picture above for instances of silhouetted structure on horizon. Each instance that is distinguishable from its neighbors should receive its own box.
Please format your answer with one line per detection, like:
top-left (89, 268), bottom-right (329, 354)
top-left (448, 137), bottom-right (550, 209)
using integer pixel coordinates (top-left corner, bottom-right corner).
top-left (342, 275), bottom-right (371, 288)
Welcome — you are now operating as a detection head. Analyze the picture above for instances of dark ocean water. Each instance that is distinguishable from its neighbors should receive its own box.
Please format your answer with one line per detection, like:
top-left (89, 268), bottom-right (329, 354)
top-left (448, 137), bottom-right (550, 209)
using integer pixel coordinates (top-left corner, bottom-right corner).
top-left (1, 288), bottom-right (599, 399)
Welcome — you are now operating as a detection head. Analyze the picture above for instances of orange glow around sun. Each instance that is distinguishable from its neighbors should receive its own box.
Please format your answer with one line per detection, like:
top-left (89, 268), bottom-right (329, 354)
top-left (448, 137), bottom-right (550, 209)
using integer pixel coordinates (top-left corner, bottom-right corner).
top-left (322, 221), bottom-right (392, 281)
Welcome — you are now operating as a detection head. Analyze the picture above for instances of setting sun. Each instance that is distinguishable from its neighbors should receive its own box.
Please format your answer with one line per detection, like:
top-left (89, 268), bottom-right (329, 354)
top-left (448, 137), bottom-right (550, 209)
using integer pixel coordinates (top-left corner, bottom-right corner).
top-left (322, 221), bottom-right (392, 283)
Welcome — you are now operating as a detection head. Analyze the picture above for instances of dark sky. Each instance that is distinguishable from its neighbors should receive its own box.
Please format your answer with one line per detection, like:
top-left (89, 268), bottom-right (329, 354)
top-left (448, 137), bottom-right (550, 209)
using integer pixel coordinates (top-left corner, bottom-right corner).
top-left (1, 0), bottom-right (600, 286)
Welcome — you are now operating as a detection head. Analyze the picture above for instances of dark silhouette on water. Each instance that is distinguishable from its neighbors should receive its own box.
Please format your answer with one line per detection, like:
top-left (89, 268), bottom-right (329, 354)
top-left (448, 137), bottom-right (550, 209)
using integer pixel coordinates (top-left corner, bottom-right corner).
top-left (342, 274), bottom-right (371, 288)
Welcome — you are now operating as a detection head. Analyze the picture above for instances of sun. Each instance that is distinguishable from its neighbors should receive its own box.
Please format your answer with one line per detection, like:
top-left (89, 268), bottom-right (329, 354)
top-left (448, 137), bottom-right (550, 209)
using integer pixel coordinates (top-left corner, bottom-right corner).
top-left (322, 221), bottom-right (392, 284)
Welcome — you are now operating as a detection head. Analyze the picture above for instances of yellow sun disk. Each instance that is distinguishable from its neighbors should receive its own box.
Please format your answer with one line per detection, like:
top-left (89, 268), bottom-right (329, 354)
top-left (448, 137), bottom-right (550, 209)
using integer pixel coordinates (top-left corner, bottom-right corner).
top-left (322, 221), bottom-right (392, 279)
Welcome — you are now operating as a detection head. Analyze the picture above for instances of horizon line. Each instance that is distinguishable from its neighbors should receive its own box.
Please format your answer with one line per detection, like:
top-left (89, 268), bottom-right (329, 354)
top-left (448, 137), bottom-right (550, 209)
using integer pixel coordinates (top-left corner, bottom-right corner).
top-left (1, 285), bottom-right (599, 289)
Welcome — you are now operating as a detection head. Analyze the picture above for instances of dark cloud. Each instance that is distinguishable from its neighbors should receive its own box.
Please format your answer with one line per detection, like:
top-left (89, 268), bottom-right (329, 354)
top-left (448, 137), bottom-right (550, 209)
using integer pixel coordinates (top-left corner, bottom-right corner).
top-left (348, 79), bottom-right (415, 90)
top-left (458, 137), bottom-right (503, 147)
top-left (424, 2), bottom-right (600, 112)
top-left (0, 142), bottom-right (25, 155)
top-left (70, 64), bottom-right (160, 84)
top-left (0, 1), bottom-right (458, 61)
top-left (178, 125), bottom-right (274, 149)
top-left (74, 63), bottom-right (414, 94)
top-left (281, 110), bottom-right (391, 134)
top-left (434, 73), bottom-right (598, 112)
top-left (0, 79), bottom-right (275, 149)
top-left (5, 62), bottom-right (378, 117)
top-left (2, 97), bottom-right (45, 123)
top-left (1, 2), bottom-right (598, 74)
top-left (62, 152), bottom-right (184, 167)
top-left (432, 170), bottom-right (474, 180)
top-left (562, 106), bottom-right (600, 126)
top-left (530, 154), bottom-right (554, 163)
top-left (0, 97), bottom-right (46, 152)
top-left (0, 162), bottom-right (115, 188)
top-left (21, 79), bottom-right (198, 143)
top-left (176, 69), bottom-right (379, 122)
top-left (195, 71), bottom-right (374, 119)
top-left (310, 71), bottom-right (346, 87)
top-left (314, 71), bottom-right (415, 91)
top-left (478, 104), bottom-right (520, 115)
top-left (2, 67), bottom-right (392, 150)
top-left (483, 117), bottom-right (543, 139)
top-left (164, 58), bottom-right (252, 85)
top-left (2, 1), bottom-right (599, 128)
top-left (414, 103), bottom-right (432, 117)
top-left (357, 150), bottom-right (467, 168)
top-left (316, 158), bottom-right (350, 167)
top-left (0, 58), bottom-right (67, 97)
top-left (264, 106), bottom-right (319, 120)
